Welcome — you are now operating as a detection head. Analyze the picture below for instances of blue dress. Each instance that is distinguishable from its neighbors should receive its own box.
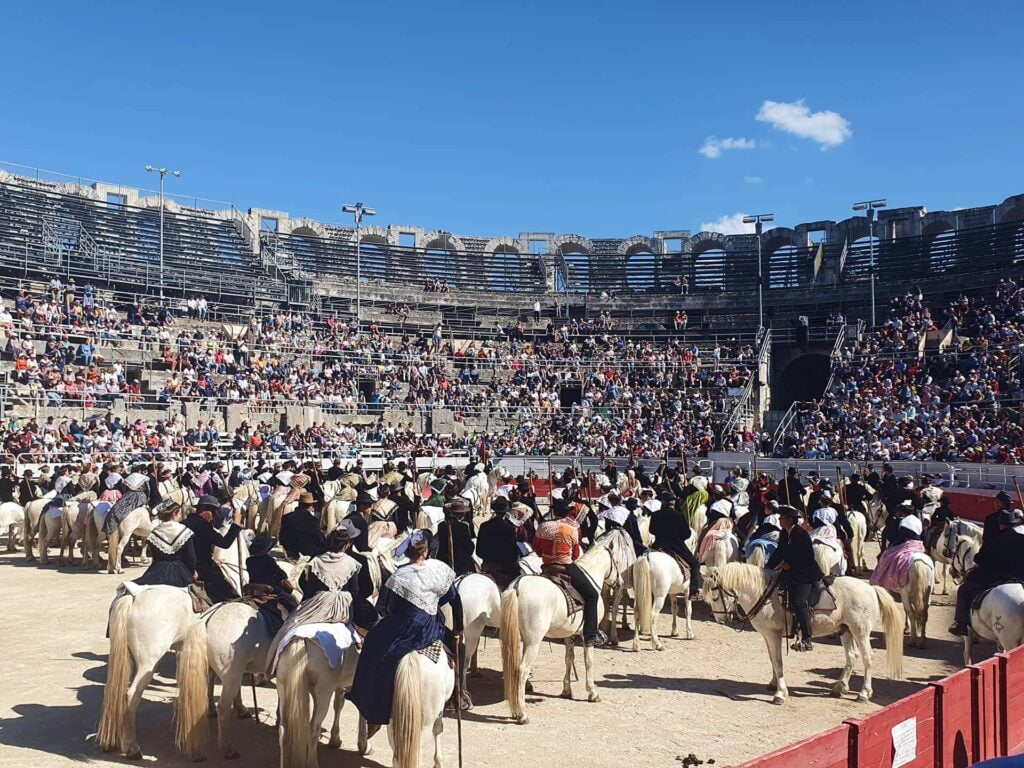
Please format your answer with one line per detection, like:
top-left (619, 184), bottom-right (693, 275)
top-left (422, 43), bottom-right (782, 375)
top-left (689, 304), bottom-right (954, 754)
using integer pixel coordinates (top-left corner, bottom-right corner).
top-left (349, 563), bottom-right (463, 725)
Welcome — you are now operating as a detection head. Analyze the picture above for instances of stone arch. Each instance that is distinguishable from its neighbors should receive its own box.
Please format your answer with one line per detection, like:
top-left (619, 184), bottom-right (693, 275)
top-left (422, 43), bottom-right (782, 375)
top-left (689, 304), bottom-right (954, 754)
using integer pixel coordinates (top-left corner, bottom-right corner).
top-left (358, 233), bottom-right (390, 283)
top-left (616, 235), bottom-right (655, 255)
top-left (422, 231), bottom-right (464, 288)
top-left (353, 224), bottom-right (392, 244)
top-left (624, 241), bottom-right (657, 292)
top-left (284, 218), bottom-right (328, 239)
top-left (422, 230), bottom-right (467, 253)
top-left (760, 228), bottom-right (807, 290)
top-left (489, 243), bottom-right (522, 291)
top-left (551, 234), bottom-right (594, 255)
top-left (996, 197), bottom-right (1024, 224)
top-left (690, 233), bottom-right (729, 289)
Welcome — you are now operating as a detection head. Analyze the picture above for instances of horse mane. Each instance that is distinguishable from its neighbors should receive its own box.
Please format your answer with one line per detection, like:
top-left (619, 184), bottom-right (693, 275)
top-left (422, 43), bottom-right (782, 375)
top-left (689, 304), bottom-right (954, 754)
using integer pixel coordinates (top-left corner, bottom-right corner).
top-left (577, 536), bottom-right (612, 568)
top-left (714, 562), bottom-right (768, 594)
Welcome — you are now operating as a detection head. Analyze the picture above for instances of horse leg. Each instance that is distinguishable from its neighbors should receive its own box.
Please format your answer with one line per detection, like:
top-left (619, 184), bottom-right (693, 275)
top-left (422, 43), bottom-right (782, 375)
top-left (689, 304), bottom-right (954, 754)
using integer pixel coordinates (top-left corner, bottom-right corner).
top-left (669, 595), bottom-right (679, 637)
top-left (650, 593), bottom-right (666, 651)
top-left (518, 643), bottom-right (541, 723)
top-left (38, 518), bottom-right (51, 565)
top-left (123, 660), bottom-right (158, 760)
top-left (683, 594), bottom-right (694, 640)
top-left (432, 710), bottom-right (445, 768)
top-left (854, 629), bottom-right (874, 702)
top-left (608, 587), bottom-right (621, 645)
top-left (357, 715), bottom-right (378, 756)
top-left (583, 643), bottom-right (599, 703)
top-left (328, 689), bottom-right (345, 749)
top-left (107, 528), bottom-right (121, 574)
top-left (765, 631), bottom-right (787, 704)
top-left (216, 672), bottom-right (244, 759)
top-left (964, 629), bottom-right (974, 666)
top-left (309, 683), bottom-right (332, 755)
top-left (620, 590), bottom-right (629, 632)
top-left (560, 639), bottom-right (574, 698)
top-left (832, 633), bottom-right (856, 697)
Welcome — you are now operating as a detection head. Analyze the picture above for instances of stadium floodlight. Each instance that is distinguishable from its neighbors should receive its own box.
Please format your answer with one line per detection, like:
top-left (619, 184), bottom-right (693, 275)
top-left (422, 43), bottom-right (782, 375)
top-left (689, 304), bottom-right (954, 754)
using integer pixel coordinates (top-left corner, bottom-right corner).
top-left (852, 199), bottom-right (887, 327)
top-left (743, 214), bottom-right (775, 333)
top-left (342, 202), bottom-right (376, 328)
top-left (145, 165), bottom-right (182, 303)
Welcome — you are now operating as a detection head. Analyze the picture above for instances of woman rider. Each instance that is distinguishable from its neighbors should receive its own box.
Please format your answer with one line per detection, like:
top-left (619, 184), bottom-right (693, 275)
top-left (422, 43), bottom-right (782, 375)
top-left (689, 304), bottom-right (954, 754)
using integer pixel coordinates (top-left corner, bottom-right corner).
top-left (134, 500), bottom-right (196, 587)
top-left (349, 530), bottom-right (464, 728)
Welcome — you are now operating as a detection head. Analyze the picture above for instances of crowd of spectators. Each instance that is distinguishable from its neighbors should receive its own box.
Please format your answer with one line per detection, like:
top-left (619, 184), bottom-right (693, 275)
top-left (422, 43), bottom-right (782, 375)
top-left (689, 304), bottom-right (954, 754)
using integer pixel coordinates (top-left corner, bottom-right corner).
top-left (777, 280), bottom-right (1024, 462)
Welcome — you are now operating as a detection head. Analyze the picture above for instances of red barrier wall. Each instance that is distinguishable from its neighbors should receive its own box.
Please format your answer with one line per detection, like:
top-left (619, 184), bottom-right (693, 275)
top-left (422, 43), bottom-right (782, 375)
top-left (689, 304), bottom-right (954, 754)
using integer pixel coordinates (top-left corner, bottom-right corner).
top-left (943, 488), bottom-right (997, 523)
top-left (973, 657), bottom-right (1004, 761)
top-left (735, 724), bottom-right (850, 768)
top-left (931, 667), bottom-right (976, 767)
top-left (1000, 646), bottom-right (1024, 754)
top-left (845, 687), bottom-right (936, 768)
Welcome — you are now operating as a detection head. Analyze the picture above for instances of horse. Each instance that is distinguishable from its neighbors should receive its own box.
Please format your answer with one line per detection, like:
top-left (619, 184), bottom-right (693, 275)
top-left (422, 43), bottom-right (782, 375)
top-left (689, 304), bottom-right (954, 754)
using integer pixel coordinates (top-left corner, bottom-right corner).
top-left (930, 518), bottom-right (983, 594)
top-left (322, 480), bottom-right (357, 532)
top-left (36, 498), bottom-right (69, 566)
top-left (698, 519), bottom-right (739, 568)
top-left (98, 585), bottom-right (197, 759)
top-left (632, 551), bottom-right (694, 651)
top-left (0, 501), bottom-right (24, 551)
top-left (229, 480), bottom-right (263, 531)
top-left (175, 601), bottom-right (275, 761)
top-left (452, 573), bottom-right (502, 704)
top-left (810, 528), bottom-right (846, 577)
top-left (865, 491), bottom-right (887, 540)
top-left (276, 636), bottom-right (360, 768)
top-left (965, 583), bottom-right (1024, 665)
top-left (85, 504), bottom-right (155, 574)
top-left (899, 558), bottom-right (934, 649)
top-left (22, 490), bottom-right (55, 561)
top-left (847, 509), bottom-right (869, 574)
top-left (59, 498), bottom-right (98, 566)
top-left (703, 563), bottom-right (904, 704)
top-left (500, 529), bottom-right (634, 724)
top-left (357, 650), bottom-right (455, 768)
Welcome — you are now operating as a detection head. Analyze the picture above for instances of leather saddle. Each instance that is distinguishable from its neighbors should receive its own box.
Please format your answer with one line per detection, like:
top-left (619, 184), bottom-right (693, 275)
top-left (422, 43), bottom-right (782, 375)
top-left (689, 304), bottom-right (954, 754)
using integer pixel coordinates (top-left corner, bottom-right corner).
top-left (971, 579), bottom-right (1024, 614)
top-left (540, 564), bottom-right (585, 616)
top-left (187, 583), bottom-right (213, 614)
top-left (779, 580), bottom-right (837, 616)
top-left (241, 583), bottom-right (288, 635)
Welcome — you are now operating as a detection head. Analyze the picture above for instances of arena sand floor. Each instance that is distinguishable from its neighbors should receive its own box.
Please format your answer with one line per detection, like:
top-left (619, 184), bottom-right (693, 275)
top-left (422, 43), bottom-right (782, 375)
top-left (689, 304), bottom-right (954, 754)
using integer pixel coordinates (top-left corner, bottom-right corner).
top-left (0, 543), bottom-right (973, 768)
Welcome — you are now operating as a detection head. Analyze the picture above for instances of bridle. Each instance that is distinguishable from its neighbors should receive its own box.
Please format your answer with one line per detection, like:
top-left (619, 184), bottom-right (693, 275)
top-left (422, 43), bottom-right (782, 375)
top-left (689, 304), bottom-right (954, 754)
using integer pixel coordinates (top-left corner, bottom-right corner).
top-left (949, 538), bottom-right (974, 584)
top-left (706, 574), bottom-right (779, 632)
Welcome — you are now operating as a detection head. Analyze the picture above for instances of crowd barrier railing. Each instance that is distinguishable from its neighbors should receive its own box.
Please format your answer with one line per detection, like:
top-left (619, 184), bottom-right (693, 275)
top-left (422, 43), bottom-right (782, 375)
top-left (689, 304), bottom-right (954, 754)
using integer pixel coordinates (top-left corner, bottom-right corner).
top-left (735, 645), bottom-right (1024, 768)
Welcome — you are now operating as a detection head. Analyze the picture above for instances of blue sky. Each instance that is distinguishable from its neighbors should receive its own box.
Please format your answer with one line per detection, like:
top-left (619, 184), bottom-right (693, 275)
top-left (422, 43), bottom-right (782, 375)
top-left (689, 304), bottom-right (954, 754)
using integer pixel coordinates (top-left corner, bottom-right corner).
top-left (1, 1), bottom-right (1021, 237)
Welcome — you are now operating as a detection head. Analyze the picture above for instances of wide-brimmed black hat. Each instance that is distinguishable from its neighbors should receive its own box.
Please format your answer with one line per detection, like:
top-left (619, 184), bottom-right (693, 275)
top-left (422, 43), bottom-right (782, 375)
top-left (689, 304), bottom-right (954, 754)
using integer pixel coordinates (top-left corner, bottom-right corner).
top-left (249, 534), bottom-right (276, 557)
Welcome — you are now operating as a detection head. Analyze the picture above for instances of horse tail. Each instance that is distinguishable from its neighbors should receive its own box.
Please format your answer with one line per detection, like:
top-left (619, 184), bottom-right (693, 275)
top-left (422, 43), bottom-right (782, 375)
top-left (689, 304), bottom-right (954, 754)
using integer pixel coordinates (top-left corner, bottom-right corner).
top-left (500, 587), bottom-right (524, 720)
top-left (873, 585), bottom-right (905, 681)
top-left (174, 617), bottom-right (210, 760)
top-left (415, 510), bottom-right (430, 530)
top-left (634, 555), bottom-right (653, 636)
top-left (277, 639), bottom-right (314, 768)
top-left (98, 596), bottom-right (133, 753)
top-left (908, 560), bottom-right (932, 631)
top-left (391, 652), bottom-right (424, 768)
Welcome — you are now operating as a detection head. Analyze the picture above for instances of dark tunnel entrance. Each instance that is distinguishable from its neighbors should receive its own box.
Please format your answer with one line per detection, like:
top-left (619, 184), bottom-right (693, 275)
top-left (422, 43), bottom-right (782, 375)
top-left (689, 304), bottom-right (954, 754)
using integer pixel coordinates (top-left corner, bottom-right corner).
top-left (773, 354), bottom-right (831, 411)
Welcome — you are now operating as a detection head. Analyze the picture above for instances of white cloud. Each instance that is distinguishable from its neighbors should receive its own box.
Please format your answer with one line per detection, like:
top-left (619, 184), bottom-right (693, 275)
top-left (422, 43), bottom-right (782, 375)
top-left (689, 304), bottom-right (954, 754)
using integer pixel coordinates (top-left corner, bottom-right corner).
top-left (744, 175), bottom-right (763, 185)
top-left (699, 136), bottom-right (757, 159)
top-left (699, 213), bottom-right (755, 235)
top-left (755, 99), bottom-right (852, 149)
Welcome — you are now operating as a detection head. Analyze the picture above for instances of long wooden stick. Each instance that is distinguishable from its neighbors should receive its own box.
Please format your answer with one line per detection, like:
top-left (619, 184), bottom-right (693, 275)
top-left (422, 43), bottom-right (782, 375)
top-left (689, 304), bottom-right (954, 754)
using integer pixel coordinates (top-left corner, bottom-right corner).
top-left (1013, 477), bottom-right (1024, 511)
top-left (445, 515), bottom-right (464, 768)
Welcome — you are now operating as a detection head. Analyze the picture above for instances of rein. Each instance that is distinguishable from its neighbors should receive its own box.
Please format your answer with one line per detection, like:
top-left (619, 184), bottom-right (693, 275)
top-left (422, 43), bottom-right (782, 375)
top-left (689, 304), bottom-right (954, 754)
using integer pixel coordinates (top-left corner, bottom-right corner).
top-left (708, 573), bottom-right (779, 632)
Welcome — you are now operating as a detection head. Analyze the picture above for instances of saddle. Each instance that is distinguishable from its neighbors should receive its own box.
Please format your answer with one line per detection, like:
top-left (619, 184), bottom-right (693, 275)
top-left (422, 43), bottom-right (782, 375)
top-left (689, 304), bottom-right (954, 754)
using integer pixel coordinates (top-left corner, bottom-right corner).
top-left (539, 564), bottom-right (586, 616)
top-left (652, 548), bottom-right (690, 579)
top-left (417, 640), bottom-right (456, 667)
top-left (240, 583), bottom-right (287, 635)
top-left (479, 563), bottom-right (516, 592)
top-left (188, 583), bottom-right (213, 614)
top-left (779, 580), bottom-right (838, 617)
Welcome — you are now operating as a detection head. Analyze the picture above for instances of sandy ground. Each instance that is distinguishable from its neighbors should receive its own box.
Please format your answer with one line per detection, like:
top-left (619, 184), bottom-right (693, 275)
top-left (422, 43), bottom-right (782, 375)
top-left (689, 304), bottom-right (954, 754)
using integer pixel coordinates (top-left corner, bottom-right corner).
top-left (0, 543), bottom-right (985, 768)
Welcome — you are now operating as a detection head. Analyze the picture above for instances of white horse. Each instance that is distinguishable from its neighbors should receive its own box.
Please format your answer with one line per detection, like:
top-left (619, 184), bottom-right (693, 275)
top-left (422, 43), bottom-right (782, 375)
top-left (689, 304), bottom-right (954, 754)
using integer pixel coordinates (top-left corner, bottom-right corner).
top-left (699, 522), bottom-right (740, 568)
top-left (59, 499), bottom-right (96, 566)
top-left (175, 601), bottom-right (274, 761)
top-left (811, 529), bottom-right (847, 577)
top-left (22, 490), bottom-right (55, 560)
top-left (276, 637), bottom-right (360, 768)
top-left (98, 586), bottom-right (197, 759)
top-left (703, 563), bottom-right (904, 704)
top-left (229, 480), bottom-right (263, 531)
top-left (86, 505), bottom-right (155, 574)
top-left (965, 583), bottom-right (1024, 665)
top-left (632, 551), bottom-right (694, 651)
top-left (865, 491), bottom-right (887, 539)
top-left (322, 479), bottom-right (357, 532)
top-left (36, 500), bottom-right (68, 566)
top-left (930, 518), bottom-right (983, 594)
top-left (452, 573), bottom-right (501, 703)
top-left (848, 509), bottom-right (869, 574)
top-left (500, 529), bottom-right (634, 724)
top-left (357, 650), bottom-right (455, 768)
top-left (0, 501), bottom-right (24, 551)
top-left (899, 558), bottom-right (935, 649)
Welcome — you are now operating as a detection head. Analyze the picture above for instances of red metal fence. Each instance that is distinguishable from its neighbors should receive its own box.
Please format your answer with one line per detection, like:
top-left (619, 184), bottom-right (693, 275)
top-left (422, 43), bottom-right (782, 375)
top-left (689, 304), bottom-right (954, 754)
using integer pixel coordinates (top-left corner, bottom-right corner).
top-left (735, 645), bottom-right (1024, 767)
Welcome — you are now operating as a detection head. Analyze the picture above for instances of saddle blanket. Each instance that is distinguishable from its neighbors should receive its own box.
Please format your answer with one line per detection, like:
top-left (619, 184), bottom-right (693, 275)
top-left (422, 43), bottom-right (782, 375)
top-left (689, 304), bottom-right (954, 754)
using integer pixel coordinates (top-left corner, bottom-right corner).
top-left (698, 518), bottom-right (735, 562)
top-left (270, 621), bottom-right (357, 677)
top-left (417, 640), bottom-right (450, 664)
top-left (743, 538), bottom-right (777, 562)
top-left (870, 541), bottom-right (931, 591)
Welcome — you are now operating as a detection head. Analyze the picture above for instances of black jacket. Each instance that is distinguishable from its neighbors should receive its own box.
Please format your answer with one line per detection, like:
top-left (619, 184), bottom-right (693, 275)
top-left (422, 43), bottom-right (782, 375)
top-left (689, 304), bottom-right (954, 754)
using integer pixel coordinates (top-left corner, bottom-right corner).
top-left (246, 553), bottom-right (290, 589)
top-left (437, 518), bottom-right (477, 576)
top-left (476, 517), bottom-right (520, 574)
top-left (975, 528), bottom-right (1024, 581)
top-left (0, 476), bottom-right (16, 503)
top-left (280, 509), bottom-right (328, 559)
top-left (781, 478), bottom-right (805, 511)
top-left (391, 496), bottom-right (416, 535)
top-left (648, 506), bottom-right (693, 557)
top-left (184, 515), bottom-right (242, 570)
top-left (983, 510), bottom-right (1005, 547)
top-left (345, 510), bottom-right (370, 552)
top-left (845, 483), bottom-right (870, 513)
top-left (766, 525), bottom-right (824, 584)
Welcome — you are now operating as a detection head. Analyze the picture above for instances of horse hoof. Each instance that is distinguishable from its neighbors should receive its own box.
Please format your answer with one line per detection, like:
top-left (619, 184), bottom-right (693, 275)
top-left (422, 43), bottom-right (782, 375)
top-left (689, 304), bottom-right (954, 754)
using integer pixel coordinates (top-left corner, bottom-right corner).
top-left (857, 693), bottom-right (871, 704)
top-left (685, 633), bottom-right (695, 641)
top-left (655, 643), bottom-right (665, 651)
top-left (222, 748), bottom-right (240, 759)
top-left (126, 748), bottom-right (144, 760)
top-left (524, 681), bottom-right (534, 694)
top-left (560, 689), bottom-right (573, 699)
top-left (588, 692), bottom-right (601, 703)
top-left (516, 715), bottom-right (530, 725)
top-left (329, 738), bottom-right (341, 749)
top-left (236, 708), bottom-right (252, 720)
top-left (772, 697), bottom-right (785, 706)
top-left (670, 631), bottom-right (680, 638)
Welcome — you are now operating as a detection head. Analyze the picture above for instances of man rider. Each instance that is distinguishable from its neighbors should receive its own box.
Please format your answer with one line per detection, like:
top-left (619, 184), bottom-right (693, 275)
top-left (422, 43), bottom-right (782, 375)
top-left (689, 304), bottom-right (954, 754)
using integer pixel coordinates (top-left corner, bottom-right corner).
top-left (950, 507), bottom-right (1024, 636)
top-left (184, 495), bottom-right (244, 603)
top-left (534, 499), bottom-right (605, 647)
top-left (766, 505), bottom-right (824, 651)
top-left (436, 499), bottom-right (477, 576)
top-left (983, 491), bottom-right (1014, 546)
top-left (476, 497), bottom-right (521, 589)
top-left (648, 491), bottom-right (702, 598)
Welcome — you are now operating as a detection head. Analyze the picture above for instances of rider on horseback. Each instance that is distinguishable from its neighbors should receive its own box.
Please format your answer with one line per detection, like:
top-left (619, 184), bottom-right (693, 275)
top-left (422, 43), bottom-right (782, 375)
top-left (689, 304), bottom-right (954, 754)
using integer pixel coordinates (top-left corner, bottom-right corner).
top-left (950, 507), bottom-right (1024, 637)
top-left (766, 506), bottom-right (825, 651)
top-left (534, 499), bottom-right (606, 647)
top-left (134, 499), bottom-right (196, 588)
top-left (476, 496), bottom-right (522, 589)
top-left (349, 530), bottom-right (463, 726)
top-left (648, 490), bottom-right (702, 599)
top-left (437, 498), bottom-right (477, 576)
top-left (184, 494), bottom-right (243, 604)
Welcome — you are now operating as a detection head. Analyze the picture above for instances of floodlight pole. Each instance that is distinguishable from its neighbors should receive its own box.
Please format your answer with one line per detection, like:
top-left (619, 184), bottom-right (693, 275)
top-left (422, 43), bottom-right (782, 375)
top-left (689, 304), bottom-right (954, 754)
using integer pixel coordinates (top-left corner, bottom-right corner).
top-left (743, 213), bottom-right (774, 333)
top-left (145, 165), bottom-right (180, 303)
top-left (343, 202), bottom-right (376, 330)
top-left (852, 199), bottom-right (887, 327)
